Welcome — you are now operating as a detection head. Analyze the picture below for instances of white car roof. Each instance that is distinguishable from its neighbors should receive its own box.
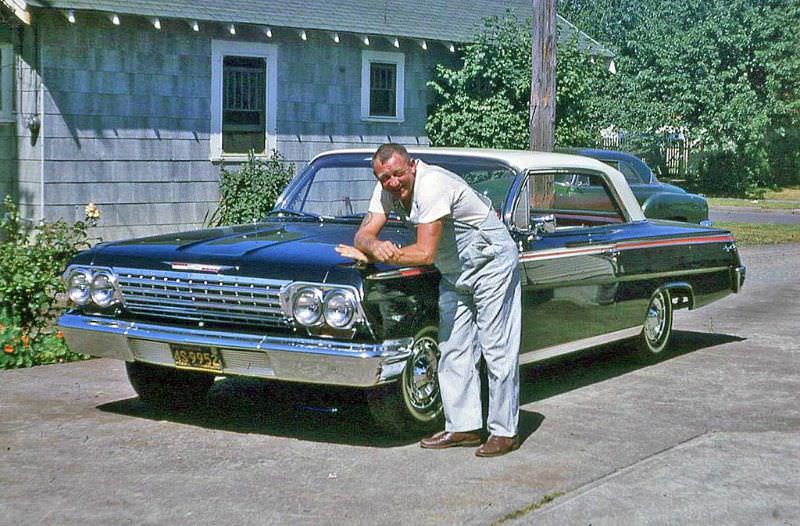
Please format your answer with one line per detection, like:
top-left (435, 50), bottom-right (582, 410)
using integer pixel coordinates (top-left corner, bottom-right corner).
top-left (312, 147), bottom-right (646, 222)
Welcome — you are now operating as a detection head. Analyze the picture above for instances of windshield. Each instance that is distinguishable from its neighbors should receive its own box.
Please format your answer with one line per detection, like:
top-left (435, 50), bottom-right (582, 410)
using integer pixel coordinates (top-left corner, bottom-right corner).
top-left (280, 153), bottom-right (518, 219)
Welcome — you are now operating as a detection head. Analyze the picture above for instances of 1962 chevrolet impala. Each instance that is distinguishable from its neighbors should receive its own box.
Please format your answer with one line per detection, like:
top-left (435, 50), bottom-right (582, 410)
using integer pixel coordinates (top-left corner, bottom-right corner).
top-left (58, 149), bottom-right (745, 434)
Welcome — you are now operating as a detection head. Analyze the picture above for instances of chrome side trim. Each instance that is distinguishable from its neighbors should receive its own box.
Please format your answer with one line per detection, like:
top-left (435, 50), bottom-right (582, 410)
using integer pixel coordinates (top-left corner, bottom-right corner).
top-left (520, 326), bottom-right (642, 365)
top-left (57, 313), bottom-right (413, 387)
top-left (519, 234), bottom-right (735, 263)
top-left (616, 266), bottom-right (731, 283)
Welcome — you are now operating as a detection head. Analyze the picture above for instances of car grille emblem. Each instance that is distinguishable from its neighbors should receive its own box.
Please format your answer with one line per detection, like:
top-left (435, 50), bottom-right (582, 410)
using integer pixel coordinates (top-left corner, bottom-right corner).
top-left (167, 262), bottom-right (235, 273)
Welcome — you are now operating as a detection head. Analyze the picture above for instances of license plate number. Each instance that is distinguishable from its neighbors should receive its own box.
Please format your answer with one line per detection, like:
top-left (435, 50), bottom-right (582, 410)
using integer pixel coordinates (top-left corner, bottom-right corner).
top-left (170, 344), bottom-right (223, 372)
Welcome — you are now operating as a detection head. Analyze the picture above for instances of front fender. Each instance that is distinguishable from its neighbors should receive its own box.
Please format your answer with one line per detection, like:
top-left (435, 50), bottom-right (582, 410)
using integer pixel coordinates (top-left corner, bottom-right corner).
top-left (641, 192), bottom-right (709, 223)
top-left (361, 269), bottom-right (440, 340)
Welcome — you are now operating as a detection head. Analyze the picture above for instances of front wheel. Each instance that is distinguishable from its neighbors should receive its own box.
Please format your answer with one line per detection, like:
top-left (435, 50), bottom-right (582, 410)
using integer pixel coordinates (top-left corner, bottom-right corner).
top-left (633, 288), bottom-right (673, 363)
top-left (125, 361), bottom-right (215, 410)
top-left (367, 327), bottom-right (444, 435)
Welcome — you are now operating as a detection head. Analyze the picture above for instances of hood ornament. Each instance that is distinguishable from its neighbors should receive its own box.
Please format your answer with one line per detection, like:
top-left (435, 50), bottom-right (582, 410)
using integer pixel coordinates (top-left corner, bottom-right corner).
top-left (166, 262), bottom-right (236, 273)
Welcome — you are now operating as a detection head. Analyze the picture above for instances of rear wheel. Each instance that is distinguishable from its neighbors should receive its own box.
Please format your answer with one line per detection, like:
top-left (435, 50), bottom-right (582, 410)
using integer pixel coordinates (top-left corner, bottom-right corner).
top-left (633, 288), bottom-right (673, 363)
top-left (367, 327), bottom-right (444, 435)
top-left (125, 361), bottom-right (215, 410)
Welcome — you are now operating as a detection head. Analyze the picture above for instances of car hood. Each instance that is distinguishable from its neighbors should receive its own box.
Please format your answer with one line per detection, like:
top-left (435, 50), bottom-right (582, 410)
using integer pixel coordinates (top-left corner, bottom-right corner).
top-left (77, 220), bottom-right (416, 284)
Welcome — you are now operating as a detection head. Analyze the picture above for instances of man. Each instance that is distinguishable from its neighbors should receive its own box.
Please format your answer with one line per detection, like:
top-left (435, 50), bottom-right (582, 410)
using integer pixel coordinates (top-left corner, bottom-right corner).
top-left (335, 144), bottom-right (522, 457)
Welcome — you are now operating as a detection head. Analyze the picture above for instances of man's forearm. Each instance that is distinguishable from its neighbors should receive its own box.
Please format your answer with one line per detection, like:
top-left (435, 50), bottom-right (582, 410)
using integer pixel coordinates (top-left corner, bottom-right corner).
top-left (384, 244), bottom-right (435, 266)
top-left (354, 232), bottom-right (380, 256)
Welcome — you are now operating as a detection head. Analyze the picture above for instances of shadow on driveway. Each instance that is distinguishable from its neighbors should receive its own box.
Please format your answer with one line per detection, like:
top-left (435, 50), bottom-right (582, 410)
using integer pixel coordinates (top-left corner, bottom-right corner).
top-left (97, 330), bottom-right (743, 447)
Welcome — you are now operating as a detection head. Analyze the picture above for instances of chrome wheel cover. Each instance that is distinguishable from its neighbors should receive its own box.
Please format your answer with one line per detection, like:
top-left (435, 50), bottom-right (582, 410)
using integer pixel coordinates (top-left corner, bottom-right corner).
top-left (403, 335), bottom-right (440, 413)
top-left (644, 291), bottom-right (667, 347)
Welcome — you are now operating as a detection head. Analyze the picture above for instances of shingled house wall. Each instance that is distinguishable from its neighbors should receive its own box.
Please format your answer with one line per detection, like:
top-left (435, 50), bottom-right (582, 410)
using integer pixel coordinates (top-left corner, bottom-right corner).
top-left (7, 10), bottom-right (452, 240)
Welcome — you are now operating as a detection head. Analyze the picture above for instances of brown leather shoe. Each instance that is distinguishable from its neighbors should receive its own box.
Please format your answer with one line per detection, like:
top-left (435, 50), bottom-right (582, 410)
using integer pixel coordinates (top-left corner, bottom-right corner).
top-left (420, 430), bottom-right (482, 449)
top-left (475, 434), bottom-right (520, 457)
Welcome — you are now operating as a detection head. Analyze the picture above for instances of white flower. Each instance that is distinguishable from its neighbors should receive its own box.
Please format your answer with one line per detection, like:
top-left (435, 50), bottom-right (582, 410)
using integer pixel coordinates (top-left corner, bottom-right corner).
top-left (85, 202), bottom-right (101, 220)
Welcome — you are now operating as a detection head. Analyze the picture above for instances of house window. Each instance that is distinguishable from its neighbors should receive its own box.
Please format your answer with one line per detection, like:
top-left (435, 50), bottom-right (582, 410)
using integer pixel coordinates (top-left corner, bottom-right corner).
top-left (361, 51), bottom-right (404, 122)
top-left (211, 40), bottom-right (277, 159)
top-left (0, 43), bottom-right (13, 123)
top-left (222, 56), bottom-right (266, 154)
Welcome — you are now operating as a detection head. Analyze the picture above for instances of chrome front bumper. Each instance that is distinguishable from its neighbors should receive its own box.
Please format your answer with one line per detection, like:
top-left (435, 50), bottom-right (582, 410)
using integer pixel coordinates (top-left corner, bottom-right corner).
top-left (58, 313), bottom-right (413, 387)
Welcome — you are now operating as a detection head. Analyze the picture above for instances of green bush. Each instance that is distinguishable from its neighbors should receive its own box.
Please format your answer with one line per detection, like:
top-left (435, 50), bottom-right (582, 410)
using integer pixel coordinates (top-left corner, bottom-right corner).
top-left (0, 196), bottom-right (92, 369)
top-left (0, 309), bottom-right (84, 369)
top-left (207, 149), bottom-right (295, 227)
top-left (688, 146), bottom-right (770, 198)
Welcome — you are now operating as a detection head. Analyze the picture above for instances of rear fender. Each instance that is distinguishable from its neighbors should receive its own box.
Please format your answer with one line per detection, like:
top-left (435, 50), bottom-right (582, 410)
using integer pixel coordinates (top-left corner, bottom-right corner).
top-left (641, 193), bottom-right (708, 223)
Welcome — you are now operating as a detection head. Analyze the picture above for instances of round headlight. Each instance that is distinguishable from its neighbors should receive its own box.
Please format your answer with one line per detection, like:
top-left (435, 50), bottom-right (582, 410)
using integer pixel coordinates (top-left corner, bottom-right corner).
top-left (90, 271), bottom-right (118, 308)
top-left (67, 269), bottom-right (92, 306)
top-left (323, 290), bottom-right (355, 329)
top-left (292, 288), bottom-right (323, 326)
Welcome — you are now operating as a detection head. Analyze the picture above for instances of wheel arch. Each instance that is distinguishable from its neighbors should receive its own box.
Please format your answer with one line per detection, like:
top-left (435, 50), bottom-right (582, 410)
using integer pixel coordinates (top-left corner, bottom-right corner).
top-left (658, 281), bottom-right (695, 311)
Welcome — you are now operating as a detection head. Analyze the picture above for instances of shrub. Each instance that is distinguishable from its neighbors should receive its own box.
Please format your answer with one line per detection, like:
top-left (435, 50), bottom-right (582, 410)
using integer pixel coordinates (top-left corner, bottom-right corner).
top-left (1, 196), bottom-right (91, 334)
top-left (0, 197), bottom-right (92, 368)
top-left (0, 310), bottom-right (83, 369)
top-left (207, 149), bottom-right (295, 227)
top-left (689, 146), bottom-right (770, 198)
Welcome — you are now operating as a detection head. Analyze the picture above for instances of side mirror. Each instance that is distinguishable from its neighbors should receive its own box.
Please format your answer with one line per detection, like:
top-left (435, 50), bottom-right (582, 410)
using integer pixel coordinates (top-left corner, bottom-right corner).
top-left (531, 214), bottom-right (556, 236)
top-left (512, 214), bottom-right (556, 246)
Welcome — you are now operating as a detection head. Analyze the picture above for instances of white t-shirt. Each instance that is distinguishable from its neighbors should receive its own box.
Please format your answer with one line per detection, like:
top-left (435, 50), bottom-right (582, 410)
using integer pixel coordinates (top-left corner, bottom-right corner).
top-left (368, 159), bottom-right (490, 226)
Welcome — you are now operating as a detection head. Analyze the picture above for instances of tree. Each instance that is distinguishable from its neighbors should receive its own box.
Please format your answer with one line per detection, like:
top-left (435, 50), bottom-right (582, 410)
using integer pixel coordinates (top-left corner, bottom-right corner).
top-left (426, 14), bottom-right (614, 150)
top-left (559, 0), bottom-right (800, 193)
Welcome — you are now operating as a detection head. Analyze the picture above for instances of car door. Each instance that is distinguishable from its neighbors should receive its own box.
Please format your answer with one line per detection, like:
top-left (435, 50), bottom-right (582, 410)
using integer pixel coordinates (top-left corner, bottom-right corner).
top-left (512, 170), bottom-right (628, 362)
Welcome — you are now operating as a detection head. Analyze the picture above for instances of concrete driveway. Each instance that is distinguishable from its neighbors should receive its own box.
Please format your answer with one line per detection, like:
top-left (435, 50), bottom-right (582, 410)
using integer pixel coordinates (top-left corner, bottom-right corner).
top-left (1, 244), bottom-right (798, 526)
top-left (709, 205), bottom-right (800, 225)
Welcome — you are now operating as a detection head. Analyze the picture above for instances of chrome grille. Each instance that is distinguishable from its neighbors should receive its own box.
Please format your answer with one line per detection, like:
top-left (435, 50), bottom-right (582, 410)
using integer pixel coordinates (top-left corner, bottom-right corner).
top-left (114, 267), bottom-right (290, 328)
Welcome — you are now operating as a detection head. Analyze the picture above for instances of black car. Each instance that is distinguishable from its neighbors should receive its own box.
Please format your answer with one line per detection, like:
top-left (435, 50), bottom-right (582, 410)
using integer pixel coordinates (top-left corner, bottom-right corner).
top-left (58, 148), bottom-right (744, 434)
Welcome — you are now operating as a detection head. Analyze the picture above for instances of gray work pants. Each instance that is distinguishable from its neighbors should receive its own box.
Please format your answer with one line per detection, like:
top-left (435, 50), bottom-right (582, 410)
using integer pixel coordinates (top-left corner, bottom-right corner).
top-left (437, 213), bottom-right (521, 437)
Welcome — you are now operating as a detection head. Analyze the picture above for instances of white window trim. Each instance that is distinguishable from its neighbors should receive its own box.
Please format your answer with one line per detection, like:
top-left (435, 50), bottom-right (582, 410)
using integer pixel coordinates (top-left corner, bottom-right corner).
top-left (360, 50), bottom-right (405, 123)
top-left (210, 40), bottom-right (277, 161)
top-left (0, 43), bottom-right (13, 123)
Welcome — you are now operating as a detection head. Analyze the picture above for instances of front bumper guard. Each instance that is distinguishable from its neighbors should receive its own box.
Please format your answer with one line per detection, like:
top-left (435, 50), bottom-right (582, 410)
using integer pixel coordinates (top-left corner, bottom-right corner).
top-left (58, 313), bottom-right (413, 387)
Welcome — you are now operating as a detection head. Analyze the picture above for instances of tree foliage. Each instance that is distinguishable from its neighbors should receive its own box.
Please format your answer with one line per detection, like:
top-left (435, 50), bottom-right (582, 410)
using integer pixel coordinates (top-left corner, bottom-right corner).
top-left (426, 14), bottom-right (612, 150)
top-left (559, 0), bottom-right (800, 194)
top-left (428, 2), bottom-right (800, 195)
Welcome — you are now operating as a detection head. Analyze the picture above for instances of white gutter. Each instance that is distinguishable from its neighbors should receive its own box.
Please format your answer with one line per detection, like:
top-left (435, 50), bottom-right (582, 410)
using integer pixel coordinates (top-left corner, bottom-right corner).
top-left (0, 0), bottom-right (31, 24)
top-left (38, 25), bottom-right (44, 221)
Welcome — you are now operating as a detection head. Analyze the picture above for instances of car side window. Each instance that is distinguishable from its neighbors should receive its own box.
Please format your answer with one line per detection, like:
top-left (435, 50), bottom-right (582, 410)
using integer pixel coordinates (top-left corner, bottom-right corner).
top-left (528, 171), bottom-right (625, 229)
top-left (617, 161), bottom-right (644, 184)
top-left (599, 159), bottom-right (641, 184)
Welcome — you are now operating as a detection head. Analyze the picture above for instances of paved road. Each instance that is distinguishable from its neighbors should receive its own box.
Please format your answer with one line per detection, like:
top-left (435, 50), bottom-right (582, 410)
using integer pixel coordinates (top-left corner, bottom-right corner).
top-left (1, 244), bottom-right (798, 526)
top-left (710, 205), bottom-right (800, 225)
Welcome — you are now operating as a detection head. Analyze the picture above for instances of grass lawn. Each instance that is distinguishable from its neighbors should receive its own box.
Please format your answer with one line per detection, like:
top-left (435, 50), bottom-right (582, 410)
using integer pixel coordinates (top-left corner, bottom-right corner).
top-left (708, 186), bottom-right (800, 210)
top-left (765, 186), bottom-right (800, 200)
top-left (715, 222), bottom-right (800, 245)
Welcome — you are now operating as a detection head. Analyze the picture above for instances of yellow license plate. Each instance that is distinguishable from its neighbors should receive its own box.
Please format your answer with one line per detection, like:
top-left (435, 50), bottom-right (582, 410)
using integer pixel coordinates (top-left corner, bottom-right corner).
top-left (170, 344), bottom-right (223, 372)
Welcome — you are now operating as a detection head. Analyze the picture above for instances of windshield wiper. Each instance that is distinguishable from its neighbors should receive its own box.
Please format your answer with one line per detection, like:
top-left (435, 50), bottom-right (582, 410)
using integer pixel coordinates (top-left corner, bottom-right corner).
top-left (265, 208), bottom-right (324, 220)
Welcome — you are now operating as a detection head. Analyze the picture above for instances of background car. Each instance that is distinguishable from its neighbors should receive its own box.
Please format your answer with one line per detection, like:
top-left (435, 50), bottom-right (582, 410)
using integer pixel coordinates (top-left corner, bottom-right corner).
top-left (558, 147), bottom-right (710, 225)
top-left (58, 148), bottom-right (744, 435)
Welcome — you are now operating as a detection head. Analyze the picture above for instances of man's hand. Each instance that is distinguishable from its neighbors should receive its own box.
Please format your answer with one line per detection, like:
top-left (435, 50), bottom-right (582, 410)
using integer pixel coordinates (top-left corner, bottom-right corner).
top-left (335, 244), bottom-right (369, 263)
top-left (368, 240), bottom-right (401, 262)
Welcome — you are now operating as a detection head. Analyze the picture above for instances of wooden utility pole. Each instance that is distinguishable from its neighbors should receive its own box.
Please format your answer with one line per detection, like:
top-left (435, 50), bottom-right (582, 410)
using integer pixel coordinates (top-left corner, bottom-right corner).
top-left (529, 0), bottom-right (557, 152)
